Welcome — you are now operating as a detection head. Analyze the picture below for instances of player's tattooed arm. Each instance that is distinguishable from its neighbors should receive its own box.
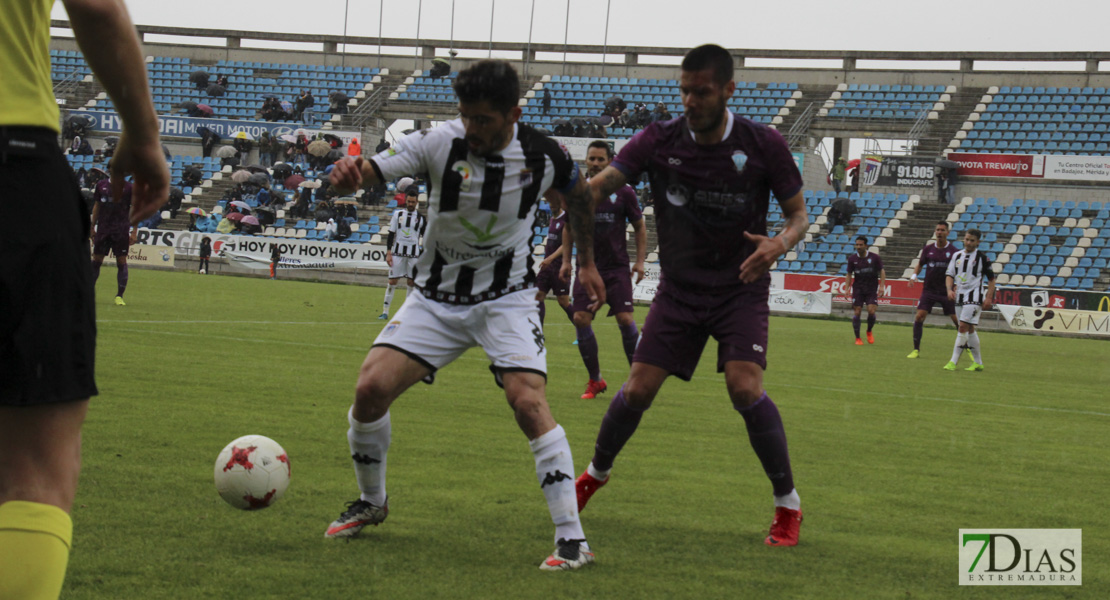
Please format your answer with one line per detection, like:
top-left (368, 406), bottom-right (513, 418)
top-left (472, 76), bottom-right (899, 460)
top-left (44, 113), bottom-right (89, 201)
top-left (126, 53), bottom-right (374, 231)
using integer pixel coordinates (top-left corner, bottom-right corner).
top-left (774, 191), bottom-right (809, 254)
top-left (562, 173), bottom-right (597, 266)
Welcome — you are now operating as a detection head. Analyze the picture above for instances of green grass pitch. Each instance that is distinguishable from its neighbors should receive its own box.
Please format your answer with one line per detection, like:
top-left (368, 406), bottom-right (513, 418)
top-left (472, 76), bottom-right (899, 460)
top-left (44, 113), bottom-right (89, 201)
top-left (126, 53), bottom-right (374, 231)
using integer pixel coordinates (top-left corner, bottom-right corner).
top-left (66, 268), bottom-right (1107, 598)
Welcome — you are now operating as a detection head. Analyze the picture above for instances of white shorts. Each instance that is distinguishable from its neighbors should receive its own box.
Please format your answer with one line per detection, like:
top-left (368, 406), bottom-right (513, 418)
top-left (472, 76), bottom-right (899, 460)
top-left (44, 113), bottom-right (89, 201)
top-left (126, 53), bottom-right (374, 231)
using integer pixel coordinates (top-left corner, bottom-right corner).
top-left (957, 303), bottom-right (982, 325)
top-left (373, 289), bottom-right (546, 383)
top-left (389, 255), bottom-right (418, 280)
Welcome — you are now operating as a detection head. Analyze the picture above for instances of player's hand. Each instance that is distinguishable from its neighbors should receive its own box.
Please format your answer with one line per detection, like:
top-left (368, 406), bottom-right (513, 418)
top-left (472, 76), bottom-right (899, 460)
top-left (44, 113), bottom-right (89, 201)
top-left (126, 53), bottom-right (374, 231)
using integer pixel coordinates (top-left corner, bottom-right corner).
top-left (908, 274), bottom-right (918, 285)
top-left (330, 157), bottom-right (364, 195)
top-left (575, 262), bottom-right (606, 313)
top-left (559, 261), bottom-right (572, 283)
top-left (947, 289), bottom-right (956, 301)
top-left (879, 286), bottom-right (886, 298)
top-left (983, 298), bottom-right (993, 311)
top-left (631, 260), bottom-right (646, 284)
top-left (129, 229), bottom-right (138, 245)
top-left (385, 250), bottom-right (393, 268)
top-left (739, 231), bottom-right (782, 284)
top-left (110, 133), bottom-right (170, 227)
top-left (539, 255), bottom-right (554, 271)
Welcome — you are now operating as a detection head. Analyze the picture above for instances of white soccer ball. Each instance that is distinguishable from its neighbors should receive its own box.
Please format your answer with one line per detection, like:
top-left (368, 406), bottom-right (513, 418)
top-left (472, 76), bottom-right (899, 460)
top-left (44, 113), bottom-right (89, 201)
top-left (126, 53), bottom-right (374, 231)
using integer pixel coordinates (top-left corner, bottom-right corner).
top-left (213, 435), bottom-right (291, 510)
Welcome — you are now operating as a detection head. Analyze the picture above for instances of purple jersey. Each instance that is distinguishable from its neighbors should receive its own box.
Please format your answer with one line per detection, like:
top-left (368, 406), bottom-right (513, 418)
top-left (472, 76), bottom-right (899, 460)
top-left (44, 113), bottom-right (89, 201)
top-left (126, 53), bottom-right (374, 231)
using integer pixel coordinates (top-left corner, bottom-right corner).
top-left (847, 252), bottom-right (883, 295)
top-left (544, 211), bottom-right (567, 265)
top-left (612, 111), bottom-right (802, 291)
top-left (93, 179), bottom-right (133, 239)
top-left (590, 184), bottom-right (642, 272)
top-left (918, 241), bottom-right (958, 295)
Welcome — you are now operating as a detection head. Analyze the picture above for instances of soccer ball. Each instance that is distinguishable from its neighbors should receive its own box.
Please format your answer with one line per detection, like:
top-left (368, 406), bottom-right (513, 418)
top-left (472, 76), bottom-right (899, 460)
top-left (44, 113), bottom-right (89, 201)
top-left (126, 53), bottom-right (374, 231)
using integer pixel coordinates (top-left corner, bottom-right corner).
top-left (213, 435), bottom-right (291, 510)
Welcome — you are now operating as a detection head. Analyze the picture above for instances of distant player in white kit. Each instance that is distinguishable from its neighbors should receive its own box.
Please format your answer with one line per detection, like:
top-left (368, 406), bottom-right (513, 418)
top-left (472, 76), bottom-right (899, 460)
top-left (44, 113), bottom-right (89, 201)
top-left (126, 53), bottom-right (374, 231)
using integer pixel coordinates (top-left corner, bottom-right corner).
top-left (325, 60), bottom-right (606, 571)
top-left (944, 228), bottom-right (996, 371)
top-left (379, 187), bottom-right (426, 319)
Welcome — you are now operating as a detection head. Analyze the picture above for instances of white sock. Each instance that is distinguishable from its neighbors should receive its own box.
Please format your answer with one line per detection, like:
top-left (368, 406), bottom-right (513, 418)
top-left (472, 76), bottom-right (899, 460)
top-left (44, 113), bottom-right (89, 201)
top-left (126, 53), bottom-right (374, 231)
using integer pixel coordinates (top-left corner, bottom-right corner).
top-left (529, 425), bottom-right (585, 544)
top-left (774, 488), bottom-right (801, 511)
top-left (347, 407), bottom-right (390, 506)
top-left (382, 284), bottom-right (395, 314)
top-left (967, 332), bottom-right (982, 364)
top-left (950, 332), bottom-right (967, 364)
top-left (587, 463), bottom-right (610, 481)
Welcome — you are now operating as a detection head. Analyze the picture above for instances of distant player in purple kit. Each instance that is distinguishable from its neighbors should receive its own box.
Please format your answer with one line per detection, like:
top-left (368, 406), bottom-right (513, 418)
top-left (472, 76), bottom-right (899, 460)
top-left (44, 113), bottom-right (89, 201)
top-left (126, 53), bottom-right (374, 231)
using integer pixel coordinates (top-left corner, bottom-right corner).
top-left (844, 235), bottom-right (885, 345)
top-left (573, 45), bottom-right (810, 547)
top-left (906, 221), bottom-right (959, 358)
top-left (90, 177), bottom-right (136, 306)
top-left (534, 194), bottom-right (574, 327)
top-left (560, 141), bottom-right (646, 399)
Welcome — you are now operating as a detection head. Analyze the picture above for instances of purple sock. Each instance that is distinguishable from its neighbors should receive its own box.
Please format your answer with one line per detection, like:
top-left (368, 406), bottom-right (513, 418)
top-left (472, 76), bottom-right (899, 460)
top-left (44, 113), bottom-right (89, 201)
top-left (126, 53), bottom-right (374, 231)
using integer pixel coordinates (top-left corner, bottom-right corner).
top-left (618, 321), bottom-right (639, 365)
top-left (576, 326), bottom-right (601, 380)
top-left (867, 313), bottom-right (876, 332)
top-left (538, 300), bottom-right (546, 325)
top-left (735, 393), bottom-right (795, 497)
top-left (92, 260), bottom-right (102, 283)
top-left (852, 314), bottom-right (861, 338)
top-left (913, 321), bottom-right (923, 350)
top-left (592, 387), bottom-right (648, 471)
top-left (117, 263), bottom-right (129, 297)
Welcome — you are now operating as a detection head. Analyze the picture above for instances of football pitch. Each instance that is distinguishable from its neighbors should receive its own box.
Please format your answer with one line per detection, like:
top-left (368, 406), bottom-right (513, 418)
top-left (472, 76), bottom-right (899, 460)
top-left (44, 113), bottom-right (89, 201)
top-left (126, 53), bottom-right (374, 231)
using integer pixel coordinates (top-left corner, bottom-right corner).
top-left (68, 268), bottom-right (1106, 598)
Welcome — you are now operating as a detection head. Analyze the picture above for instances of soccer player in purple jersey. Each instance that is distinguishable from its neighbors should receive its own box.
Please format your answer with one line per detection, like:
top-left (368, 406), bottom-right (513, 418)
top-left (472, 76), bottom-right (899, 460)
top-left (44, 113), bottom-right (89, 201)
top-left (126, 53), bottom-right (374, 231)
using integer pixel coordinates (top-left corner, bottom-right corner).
top-left (559, 141), bottom-right (646, 399)
top-left (572, 45), bottom-right (810, 547)
top-left (906, 221), bottom-right (959, 358)
top-left (534, 194), bottom-right (574, 327)
top-left (90, 178), bottom-right (136, 306)
top-left (844, 235), bottom-right (885, 345)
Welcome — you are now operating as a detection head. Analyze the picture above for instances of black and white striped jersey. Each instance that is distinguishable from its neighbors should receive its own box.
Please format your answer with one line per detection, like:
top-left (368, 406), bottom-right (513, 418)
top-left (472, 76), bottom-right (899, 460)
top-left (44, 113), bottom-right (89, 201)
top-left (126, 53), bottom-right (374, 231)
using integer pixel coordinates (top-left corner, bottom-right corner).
top-left (387, 209), bottom-right (426, 257)
top-left (370, 120), bottom-right (579, 304)
top-left (946, 248), bottom-right (996, 305)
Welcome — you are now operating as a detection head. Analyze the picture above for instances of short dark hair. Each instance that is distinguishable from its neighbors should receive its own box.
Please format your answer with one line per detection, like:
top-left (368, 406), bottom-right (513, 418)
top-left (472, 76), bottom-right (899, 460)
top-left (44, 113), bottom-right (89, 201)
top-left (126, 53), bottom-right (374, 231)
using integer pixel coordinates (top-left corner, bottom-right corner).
top-left (453, 60), bottom-right (520, 113)
top-left (681, 44), bottom-right (734, 85)
top-left (587, 140), bottom-right (613, 158)
top-left (406, 187), bottom-right (419, 197)
top-left (856, 235), bottom-right (869, 245)
top-left (966, 228), bottom-right (982, 240)
top-left (936, 221), bottom-right (950, 229)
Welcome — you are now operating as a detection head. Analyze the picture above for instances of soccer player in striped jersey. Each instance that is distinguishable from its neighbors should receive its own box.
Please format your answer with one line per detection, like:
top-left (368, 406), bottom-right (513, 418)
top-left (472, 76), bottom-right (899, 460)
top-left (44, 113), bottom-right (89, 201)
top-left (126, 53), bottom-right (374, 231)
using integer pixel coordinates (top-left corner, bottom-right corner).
top-left (944, 229), bottom-right (996, 371)
top-left (844, 236), bottom-right (885, 345)
top-left (379, 188), bottom-right (426, 319)
top-left (326, 60), bottom-right (605, 571)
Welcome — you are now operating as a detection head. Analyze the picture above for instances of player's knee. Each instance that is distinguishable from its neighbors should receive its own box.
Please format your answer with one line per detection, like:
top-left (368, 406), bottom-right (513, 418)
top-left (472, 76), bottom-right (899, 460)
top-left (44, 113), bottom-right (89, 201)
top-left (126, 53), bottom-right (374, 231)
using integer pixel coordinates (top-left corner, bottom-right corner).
top-left (621, 379), bottom-right (656, 410)
top-left (728, 384), bottom-right (763, 409)
top-left (557, 296), bottom-right (571, 308)
top-left (572, 312), bottom-right (593, 328)
top-left (615, 312), bottom-right (635, 327)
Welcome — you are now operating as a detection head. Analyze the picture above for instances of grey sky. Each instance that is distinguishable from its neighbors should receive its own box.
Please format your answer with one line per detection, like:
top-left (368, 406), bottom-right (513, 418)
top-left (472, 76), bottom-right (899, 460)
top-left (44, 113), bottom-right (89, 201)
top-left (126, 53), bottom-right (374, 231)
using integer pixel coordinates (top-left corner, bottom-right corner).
top-left (52, 0), bottom-right (1110, 53)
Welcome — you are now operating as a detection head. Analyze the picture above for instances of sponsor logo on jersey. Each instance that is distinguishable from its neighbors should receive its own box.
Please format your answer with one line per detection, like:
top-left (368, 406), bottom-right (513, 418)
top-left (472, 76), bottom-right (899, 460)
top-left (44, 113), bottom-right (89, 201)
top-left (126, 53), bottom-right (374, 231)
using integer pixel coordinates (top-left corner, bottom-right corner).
top-left (452, 160), bottom-right (473, 192)
top-left (519, 168), bottom-right (533, 187)
top-left (731, 150), bottom-right (748, 174)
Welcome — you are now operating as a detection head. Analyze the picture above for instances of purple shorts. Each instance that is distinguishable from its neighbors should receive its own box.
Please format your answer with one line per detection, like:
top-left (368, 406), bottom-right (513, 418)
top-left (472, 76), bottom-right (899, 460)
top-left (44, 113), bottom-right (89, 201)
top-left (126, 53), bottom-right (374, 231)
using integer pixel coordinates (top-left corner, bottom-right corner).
top-left (93, 232), bottom-right (129, 258)
top-left (852, 287), bottom-right (879, 307)
top-left (571, 267), bottom-right (634, 316)
top-left (535, 262), bottom-right (568, 297)
top-left (633, 281), bottom-right (769, 380)
top-left (917, 290), bottom-right (956, 315)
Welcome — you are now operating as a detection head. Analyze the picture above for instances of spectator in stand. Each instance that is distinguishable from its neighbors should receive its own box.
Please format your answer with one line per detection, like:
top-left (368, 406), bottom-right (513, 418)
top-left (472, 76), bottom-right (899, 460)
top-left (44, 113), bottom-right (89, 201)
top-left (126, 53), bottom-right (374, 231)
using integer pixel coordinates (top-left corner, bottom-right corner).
top-left (392, 176), bottom-right (414, 206)
top-left (336, 216), bottom-right (352, 241)
top-left (260, 97), bottom-right (283, 122)
top-left (651, 102), bottom-right (672, 122)
top-left (216, 214), bottom-right (235, 234)
top-left (215, 73), bottom-right (229, 89)
top-left (348, 136), bottom-right (361, 157)
top-left (323, 217), bottom-right (338, 241)
top-left (257, 131), bottom-right (274, 167)
top-left (232, 136), bottom-right (253, 164)
top-left (542, 88), bottom-right (552, 115)
top-left (831, 157), bottom-right (846, 195)
top-left (198, 236), bottom-right (211, 274)
top-left (294, 90), bottom-right (315, 124)
top-left (68, 135), bottom-right (93, 155)
top-left (375, 137), bottom-right (390, 154)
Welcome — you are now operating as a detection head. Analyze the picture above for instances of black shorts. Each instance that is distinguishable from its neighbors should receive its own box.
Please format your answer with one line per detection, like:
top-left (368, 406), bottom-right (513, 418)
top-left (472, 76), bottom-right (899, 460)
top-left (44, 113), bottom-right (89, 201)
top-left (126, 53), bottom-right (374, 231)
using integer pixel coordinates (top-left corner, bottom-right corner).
top-left (0, 127), bottom-right (98, 405)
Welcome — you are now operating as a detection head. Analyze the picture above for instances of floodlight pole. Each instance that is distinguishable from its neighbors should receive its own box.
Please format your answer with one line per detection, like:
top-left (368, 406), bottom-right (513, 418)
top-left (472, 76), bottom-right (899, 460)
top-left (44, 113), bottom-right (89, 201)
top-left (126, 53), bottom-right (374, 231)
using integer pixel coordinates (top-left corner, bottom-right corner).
top-left (377, 0), bottom-right (383, 70)
top-left (562, 0), bottom-right (570, 76)
top-left (524, 0), bottom-right (535, 78)
top-left (489, 0), bottom-right (495, 58)
top-left (602, 0), bottom-right (610, 77)
top-left (414, 0), bottom-right (423, 71)
top-left (341, 0), bottom-right (350, 68)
